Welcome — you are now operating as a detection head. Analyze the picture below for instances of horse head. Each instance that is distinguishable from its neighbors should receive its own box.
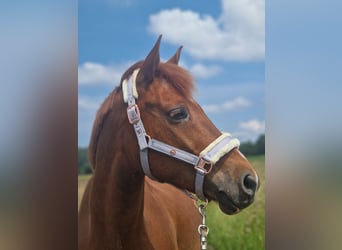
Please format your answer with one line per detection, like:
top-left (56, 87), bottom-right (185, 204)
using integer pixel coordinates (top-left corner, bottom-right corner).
top-left (101, 35), bottom-right (259, 215)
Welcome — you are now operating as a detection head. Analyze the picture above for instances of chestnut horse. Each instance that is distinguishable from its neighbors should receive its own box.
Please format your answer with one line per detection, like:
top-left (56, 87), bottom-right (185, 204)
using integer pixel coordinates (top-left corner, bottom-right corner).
top-left (78, 36), bottom-right (259, 250)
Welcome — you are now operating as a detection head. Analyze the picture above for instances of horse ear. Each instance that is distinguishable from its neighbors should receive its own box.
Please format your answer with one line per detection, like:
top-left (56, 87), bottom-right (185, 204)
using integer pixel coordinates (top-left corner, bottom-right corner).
top-left (137, 35), bottom-right (162, 85)
top-left (167, 46), bottom-right (183, 65)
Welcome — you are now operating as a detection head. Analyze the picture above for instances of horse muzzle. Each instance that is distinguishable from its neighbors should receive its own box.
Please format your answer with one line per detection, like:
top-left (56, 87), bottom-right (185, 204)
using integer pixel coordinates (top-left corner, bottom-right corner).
top-left (209, 168), bottom-right (259, 215)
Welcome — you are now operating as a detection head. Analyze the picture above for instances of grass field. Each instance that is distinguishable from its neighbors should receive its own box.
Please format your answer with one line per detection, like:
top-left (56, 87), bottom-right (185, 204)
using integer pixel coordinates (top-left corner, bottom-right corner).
top-left (78, 155), bottom-right (265, 250)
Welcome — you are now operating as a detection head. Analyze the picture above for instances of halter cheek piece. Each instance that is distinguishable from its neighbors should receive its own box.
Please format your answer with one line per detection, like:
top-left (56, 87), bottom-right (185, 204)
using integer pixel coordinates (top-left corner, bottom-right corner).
top-left (123, 69), bottom-right (240, 201)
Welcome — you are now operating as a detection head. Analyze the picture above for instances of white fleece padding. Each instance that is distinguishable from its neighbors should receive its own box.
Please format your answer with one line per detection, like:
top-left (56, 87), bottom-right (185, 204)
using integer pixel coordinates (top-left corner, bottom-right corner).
top-left (122, 79), bottom-right (128, 103)
top-left (200, 133), bottom-right (231, 155)
top-left (131, 69), bottom-right (139, 99)
top-left (200, 133), bottom-right (240, 164)
top-left (122, 69), bottom-right (140, 103)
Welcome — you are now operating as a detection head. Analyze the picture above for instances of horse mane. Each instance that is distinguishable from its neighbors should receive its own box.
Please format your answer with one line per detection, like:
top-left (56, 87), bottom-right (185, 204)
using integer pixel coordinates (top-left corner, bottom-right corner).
top-left (121, 61), bottom-right (195, 97)
top-left (88, 62), bottom-right (195, 170)
top-left (157, 62), bottom-right (195, 97)
top-left (88, 90), bottom-right (117, 170)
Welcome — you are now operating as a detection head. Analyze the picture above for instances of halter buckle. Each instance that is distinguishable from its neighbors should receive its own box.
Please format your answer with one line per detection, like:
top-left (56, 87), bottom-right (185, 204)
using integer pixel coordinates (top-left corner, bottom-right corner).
top-left (127, 104), bottom-right (141, 124)
top-left (194, 158), bottom-right (213, 174)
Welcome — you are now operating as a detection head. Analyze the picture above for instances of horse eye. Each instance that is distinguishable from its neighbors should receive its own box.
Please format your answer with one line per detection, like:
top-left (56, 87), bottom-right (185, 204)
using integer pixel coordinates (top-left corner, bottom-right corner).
top-left (167, 107), bottom-right (189, 122)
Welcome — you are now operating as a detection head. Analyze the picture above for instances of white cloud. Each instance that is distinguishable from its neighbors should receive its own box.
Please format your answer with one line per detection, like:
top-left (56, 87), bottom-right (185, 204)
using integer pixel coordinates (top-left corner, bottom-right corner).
top-left (148, 0), bottom-right (264, 61)
top-left (223, 97), bottom-right (251, 110)
top-left (78, 61), bottom-right (130, 85)
top-left (189, 63), bottom-right (222, 79)
top-left (79, 60), bottom-right (222, 85)
top-left (202, 96), bottom-right (251, 113)
top-left (78, 95), bottom-right (103, 112)
top-left (240, 119), bottom-right (265, 133)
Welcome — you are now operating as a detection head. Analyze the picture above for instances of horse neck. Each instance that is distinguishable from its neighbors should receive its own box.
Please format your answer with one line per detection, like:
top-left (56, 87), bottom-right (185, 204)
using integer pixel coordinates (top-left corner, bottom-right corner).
top-left (90, 100), bottom-right (150, 247)
top-left (106, 155), bottom-right (146, 228)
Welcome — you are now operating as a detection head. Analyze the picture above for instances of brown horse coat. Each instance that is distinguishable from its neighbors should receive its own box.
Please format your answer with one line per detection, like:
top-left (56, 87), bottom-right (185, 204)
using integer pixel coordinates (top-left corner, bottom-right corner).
top-left (79, 177), bottom-right (200, 250)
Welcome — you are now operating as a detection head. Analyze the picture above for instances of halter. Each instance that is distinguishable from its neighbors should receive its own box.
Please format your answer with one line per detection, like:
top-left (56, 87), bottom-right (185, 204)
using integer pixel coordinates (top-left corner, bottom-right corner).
top-left (122, 69), bottom-right (240, 201)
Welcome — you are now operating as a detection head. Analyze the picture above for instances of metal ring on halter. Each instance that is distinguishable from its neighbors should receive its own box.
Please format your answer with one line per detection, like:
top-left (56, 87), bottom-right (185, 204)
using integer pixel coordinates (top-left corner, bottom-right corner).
top-left (194, 197), bottom-right (208, 209)
top-left (194, 158), bottom-right (213, 174)
top-left (145, 134), bottom-right (151, 143)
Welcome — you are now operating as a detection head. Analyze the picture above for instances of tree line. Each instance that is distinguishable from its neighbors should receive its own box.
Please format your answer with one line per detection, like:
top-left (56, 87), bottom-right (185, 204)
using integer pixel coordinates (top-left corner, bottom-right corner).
top-left (78, 134), bottom-right (265, 175)
top-left (239, 134), bottom-right (265, 156)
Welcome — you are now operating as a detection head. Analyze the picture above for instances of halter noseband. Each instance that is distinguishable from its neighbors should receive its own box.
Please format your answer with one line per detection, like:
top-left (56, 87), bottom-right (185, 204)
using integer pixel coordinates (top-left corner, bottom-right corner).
top-left (122, 69), bottom-right (240, 201)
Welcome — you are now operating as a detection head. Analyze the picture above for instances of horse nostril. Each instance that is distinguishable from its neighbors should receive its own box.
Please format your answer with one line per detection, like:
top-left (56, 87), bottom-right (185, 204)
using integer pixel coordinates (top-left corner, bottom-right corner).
top-left (242, 174), bottom-right (257, 196)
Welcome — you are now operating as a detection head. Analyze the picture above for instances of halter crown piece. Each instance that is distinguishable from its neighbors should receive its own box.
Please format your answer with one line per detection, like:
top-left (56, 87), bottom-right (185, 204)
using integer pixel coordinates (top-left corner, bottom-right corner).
top-left (123, 69), bottom-right (240, 201)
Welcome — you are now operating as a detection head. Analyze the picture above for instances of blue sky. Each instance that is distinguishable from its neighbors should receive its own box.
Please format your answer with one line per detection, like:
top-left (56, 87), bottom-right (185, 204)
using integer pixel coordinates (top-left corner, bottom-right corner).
top-left (78, 0), bottom-right (265, 147)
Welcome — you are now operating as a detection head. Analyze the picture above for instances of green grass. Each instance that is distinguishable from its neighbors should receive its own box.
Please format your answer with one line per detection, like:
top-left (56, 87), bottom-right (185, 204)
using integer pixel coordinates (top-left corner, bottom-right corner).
top-left (78, 174), bottom-right (92, 208)
top-left (78, 155), bottom-right (265, 249)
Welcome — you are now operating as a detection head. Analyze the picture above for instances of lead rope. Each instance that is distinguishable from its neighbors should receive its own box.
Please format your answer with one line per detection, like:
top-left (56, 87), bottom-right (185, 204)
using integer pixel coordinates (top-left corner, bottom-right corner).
top-left (196, 200), bottom-right (209, 250)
